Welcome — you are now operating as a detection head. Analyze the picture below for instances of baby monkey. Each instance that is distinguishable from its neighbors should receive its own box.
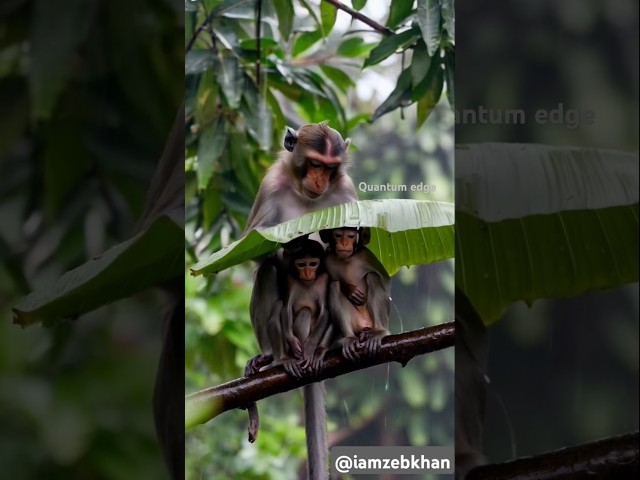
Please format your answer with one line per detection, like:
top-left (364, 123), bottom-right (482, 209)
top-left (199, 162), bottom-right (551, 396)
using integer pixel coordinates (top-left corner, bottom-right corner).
top-left (321, 227), bottom-right (391, 361)
top-left (279, 239), bottom-right (334, 378)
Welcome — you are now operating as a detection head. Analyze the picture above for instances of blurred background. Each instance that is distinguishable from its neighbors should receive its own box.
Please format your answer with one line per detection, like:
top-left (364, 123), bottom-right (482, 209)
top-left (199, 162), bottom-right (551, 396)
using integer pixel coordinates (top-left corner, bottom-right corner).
top-left (0, 1), bottom-right (183, 478)
top-left (457, 0), bottom-right (638, 465)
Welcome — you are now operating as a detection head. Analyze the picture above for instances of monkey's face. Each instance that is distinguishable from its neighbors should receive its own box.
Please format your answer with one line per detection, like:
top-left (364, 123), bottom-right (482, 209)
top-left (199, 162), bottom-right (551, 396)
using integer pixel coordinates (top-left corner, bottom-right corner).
top-left (301, 151), bottom-right (340, 198)
top-left (332, 229), bottom-right (357, 259)
top-left (295, 257), bottom-right (321, 282)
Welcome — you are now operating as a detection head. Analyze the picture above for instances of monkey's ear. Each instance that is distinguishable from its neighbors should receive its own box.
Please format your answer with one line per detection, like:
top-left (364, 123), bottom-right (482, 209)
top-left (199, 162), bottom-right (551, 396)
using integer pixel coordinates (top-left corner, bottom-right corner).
top-left (359, 227), bottom-right (371, 246)
top-left (319, 229), bottom-right (333, 243)
top-left (284, 127), bottom-right (298, 152)
top-left (344, 138), bottom-right (351, 150)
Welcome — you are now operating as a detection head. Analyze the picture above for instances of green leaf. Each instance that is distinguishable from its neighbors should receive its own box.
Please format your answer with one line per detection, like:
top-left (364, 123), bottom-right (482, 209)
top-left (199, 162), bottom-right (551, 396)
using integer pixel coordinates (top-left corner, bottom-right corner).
top-left (218, 55), bottom-right (243, 108)
top-left (363, 29), bottom-right (420, 68)
top-left (301, 70), bottom-right (346, 128)
top-left (456, 144), bottom-right (639, 326)
top-left (30, 0), bottom-right (96, 119)
top-left (211, 0), bottom-right (256, 18)
top-left (337, 37), bottom-right (376, 57)
top-left (443, 47), bottom-right (454, 107)
top-left (203, 178), bottom-right (224, 230)
top-left (293, 30), bottom-right (323, 57)
top-left (191, 199), bottom-right (455, 276)
top-left (320, 0), bottom-right (338, 36)
top-left (416, 0), bottom-right (441, 56)
top-left (387, 0), bottom-right (414, 29)
top-left (185, 50), bottom-right (214, 74)
top-left (415, 59), bottom-right (444, 127)
top-left (273, 0), bottom-right (294, 41)
top-left (410, 40), bottom-right (431, 86)
top-left (352, 0), bottom-right (367, 11)
top-left (441, 0), bottom-right (455, 40)
top-left (13, 213), bottom-right (184, 327)
top-left (320, 65), bottom-right (355, 93)
top-left (371, 68), bottom-right (413, 121)
top-left (412, 56), bottom-right (443, 101)
top-left (195, 72), bottom-right (225, 190)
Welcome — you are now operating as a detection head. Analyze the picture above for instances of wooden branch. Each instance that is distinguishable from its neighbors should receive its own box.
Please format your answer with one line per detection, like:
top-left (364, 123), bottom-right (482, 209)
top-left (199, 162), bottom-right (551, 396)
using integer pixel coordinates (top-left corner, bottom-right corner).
top-left (186, 323), bottom-right (454, 429)
top-left (468, 431), bottom-right (639, 480)
top-left (322, 0), bottom-right (395, 36)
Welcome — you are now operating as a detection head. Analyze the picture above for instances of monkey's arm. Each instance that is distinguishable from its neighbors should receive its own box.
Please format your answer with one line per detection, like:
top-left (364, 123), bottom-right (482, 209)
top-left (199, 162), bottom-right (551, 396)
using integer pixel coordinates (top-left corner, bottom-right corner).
top-left (281, 297), bottom-right (303, 360)
top-left (358, 271), bottom-right (391, 355)
top-left (301, 298), bottom-right (333, 374)
top-left (246, 258), bottom-right (281, 375)
top-left (329, 281), bottom-right (363, 361)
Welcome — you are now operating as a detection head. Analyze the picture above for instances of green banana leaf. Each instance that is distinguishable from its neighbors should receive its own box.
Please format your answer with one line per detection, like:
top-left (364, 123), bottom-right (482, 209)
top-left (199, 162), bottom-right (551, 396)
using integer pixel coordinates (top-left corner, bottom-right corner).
top-left (191, 199), bottom-right (455, 276)
top-left (13, 212), bottom-right (184, 327)
top-left (456, 143), bottom-right (639, 326)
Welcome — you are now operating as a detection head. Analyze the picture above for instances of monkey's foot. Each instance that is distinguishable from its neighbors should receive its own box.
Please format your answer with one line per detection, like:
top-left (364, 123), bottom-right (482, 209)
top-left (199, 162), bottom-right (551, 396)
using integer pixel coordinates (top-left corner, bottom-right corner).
top-left (300, 348), bottom-right (327, 376)
top-left (245, 354), bottom-right (273, 376)
top-left (282, 358), bottom-right (304, 379)
top-left (359, 330), bottom-right (387, 357)
top-left (339, 337), bottom-right (362, 362)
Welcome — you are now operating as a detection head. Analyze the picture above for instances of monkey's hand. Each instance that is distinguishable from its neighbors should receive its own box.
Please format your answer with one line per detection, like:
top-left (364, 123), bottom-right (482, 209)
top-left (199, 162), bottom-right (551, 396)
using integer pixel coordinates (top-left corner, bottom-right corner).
top-left (286, 335), bottom-right (303, 359)
top-left (338, 336), bottom-right (362, 362)
top-left (341, 283), bottom-right (366, 306)
top-left (359, 329), bottom-right (388, 357)
top-left (245, 353), bottom-right (273, 376)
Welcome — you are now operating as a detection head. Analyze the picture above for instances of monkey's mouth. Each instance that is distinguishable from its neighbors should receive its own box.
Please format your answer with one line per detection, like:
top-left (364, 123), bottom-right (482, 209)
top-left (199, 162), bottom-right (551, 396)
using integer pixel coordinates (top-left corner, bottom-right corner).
top-left (336, 249), bottom-right (352, 257)
top-left (302, 187), bottom-right (321, 199)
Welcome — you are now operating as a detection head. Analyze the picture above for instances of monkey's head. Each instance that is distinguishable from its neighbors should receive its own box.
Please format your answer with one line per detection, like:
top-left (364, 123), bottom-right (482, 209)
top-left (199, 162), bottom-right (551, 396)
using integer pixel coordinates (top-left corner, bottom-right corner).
top-left (284, 122), bottom-right (351, 200)
top-left (320, 227), bottom-right (370, 259)
top-left (289, 239), bottom-right (325, 282)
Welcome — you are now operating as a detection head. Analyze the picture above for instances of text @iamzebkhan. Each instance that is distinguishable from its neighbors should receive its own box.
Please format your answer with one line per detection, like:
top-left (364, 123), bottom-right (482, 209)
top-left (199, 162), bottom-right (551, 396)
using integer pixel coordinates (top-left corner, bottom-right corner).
top-left (358, 182), bottom-right (436, 193)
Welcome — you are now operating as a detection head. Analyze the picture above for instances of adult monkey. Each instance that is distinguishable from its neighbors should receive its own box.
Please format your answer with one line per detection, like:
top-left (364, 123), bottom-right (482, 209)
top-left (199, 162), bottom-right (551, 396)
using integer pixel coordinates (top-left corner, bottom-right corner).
top-left (244, 123), bottom-right (356, 474)
top-left (321, 227), bottom-right (391, 361)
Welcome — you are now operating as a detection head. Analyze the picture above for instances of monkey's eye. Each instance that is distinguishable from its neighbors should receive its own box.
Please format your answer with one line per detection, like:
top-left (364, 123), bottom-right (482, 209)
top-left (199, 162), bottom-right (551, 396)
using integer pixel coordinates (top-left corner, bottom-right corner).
top-left (325, 164), bottom-right (337, 171)
top-left (309, 262), bottom-right (318, 267)
top-left (334, 233), bottom-right (343, 239)
top-left (296, 262), bottom-right (306, 269)
top-left (308, 159), bottom-right (322, 168)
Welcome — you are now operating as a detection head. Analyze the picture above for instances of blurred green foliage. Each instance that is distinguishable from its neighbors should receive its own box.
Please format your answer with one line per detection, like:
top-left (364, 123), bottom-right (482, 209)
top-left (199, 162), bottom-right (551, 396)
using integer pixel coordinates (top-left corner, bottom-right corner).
top-left (1, 0), bottom-right (182, 478)
top-left (456, 0), bottom-right (639, 466)
top-left (185, 1), bottom-right (454, 479)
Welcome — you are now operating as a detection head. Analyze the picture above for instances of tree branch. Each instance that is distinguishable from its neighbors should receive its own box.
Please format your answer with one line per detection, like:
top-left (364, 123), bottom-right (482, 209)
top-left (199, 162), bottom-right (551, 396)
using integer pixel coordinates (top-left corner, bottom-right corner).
top-left (186, 323), bottom-right (454, 429)
top-left (322, 0), bottom-right (395, 36)
top-left (468, 431), bottom-right (639, 480)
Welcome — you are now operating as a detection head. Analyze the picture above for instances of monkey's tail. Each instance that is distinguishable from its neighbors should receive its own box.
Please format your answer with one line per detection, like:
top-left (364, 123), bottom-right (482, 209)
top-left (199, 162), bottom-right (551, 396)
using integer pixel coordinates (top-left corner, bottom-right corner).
top-left (304, 381), bottom-right (328, 480)
top-left (247, 402), bottom-right (260, 443)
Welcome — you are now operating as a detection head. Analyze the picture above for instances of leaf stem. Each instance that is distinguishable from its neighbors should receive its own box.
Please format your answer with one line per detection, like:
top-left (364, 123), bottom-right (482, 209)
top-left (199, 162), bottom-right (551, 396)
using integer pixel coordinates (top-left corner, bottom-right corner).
top-left (322, 0), bottom-right (395, 36)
